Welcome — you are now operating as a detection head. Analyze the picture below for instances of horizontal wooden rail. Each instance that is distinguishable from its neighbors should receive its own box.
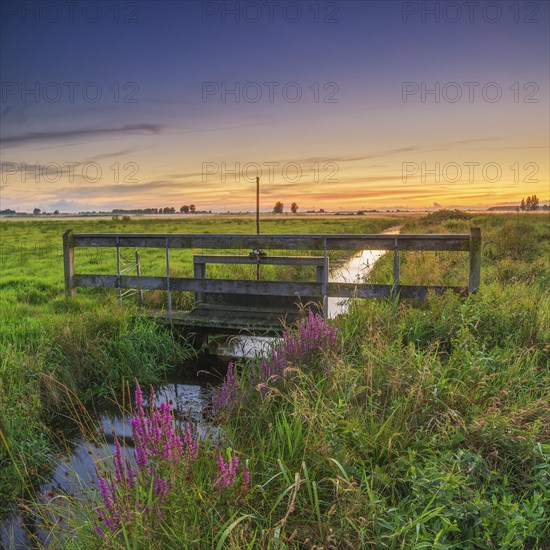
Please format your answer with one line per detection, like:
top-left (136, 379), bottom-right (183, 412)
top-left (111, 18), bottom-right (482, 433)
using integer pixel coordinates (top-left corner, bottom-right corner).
top-left (72, 275), bottom-right (468, 300)
top-left (71, 233), bottom-right (471, 251)
top-left (193, 254), bottom-right (325, 266)
top-left (73, 274), bottom-right (323, 297)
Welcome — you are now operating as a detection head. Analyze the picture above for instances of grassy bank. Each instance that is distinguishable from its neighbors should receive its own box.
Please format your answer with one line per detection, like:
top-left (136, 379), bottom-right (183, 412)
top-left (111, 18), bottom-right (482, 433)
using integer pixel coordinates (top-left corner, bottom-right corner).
top-left (30, 213), bottom-right (549, 548)
top-left (0, 216), bottom-right (398, 510)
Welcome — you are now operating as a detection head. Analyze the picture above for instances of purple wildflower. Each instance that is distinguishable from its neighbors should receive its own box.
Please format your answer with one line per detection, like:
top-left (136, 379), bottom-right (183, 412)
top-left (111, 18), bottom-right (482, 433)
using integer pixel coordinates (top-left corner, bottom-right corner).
top-left (214, 449), bottom-right (242, 490)
top-left (93, 381), bottom-right (194, 539)
top-left (184, 423), bottom-right (199, 461)
top-left (212, 362), bottom-right (239, 417)
top-left (130, 385), bottom-right (185, 471)
top-left (153, 476), bottom-right (168, 499)
top-left (257, 310), bottom-right (339, 390)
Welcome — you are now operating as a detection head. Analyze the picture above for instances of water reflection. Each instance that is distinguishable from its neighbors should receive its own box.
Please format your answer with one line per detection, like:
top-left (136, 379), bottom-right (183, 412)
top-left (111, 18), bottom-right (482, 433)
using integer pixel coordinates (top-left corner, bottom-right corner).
top-left (327, 248), bottom-right (387, 318)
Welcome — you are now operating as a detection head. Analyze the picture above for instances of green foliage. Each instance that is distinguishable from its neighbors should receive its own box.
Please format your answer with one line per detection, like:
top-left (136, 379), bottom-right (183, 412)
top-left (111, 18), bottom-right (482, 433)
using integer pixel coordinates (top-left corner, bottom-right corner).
top-left (488, 221), bottom-right (543, 262)
top-left (422, 209), bottom-right (472, 223)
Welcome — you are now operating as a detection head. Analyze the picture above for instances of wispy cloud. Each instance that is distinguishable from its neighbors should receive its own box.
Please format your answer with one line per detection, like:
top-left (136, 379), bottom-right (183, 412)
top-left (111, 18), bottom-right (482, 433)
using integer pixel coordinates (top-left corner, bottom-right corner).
top-left (0, 124), bottom-right (162, 147)
top-left (83, 148), bottom-right (145, 162)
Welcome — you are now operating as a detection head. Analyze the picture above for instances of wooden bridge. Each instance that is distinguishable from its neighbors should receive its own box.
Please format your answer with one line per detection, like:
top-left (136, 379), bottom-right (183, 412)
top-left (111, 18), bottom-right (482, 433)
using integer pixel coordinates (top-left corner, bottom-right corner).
top-left (63, 228), bottom-right (481, 333)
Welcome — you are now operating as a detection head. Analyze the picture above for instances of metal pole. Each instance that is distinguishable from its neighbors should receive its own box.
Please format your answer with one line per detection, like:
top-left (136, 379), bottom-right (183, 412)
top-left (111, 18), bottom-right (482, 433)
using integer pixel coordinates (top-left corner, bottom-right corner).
top-left (135, 250), bottom-right (143, 307)
top-left (116, 237), bottom-right (122, 306)
top-left (256, 176), bottom-right (260, 280)
top-left (256, 176), bottom-right (260, 235)
top-left (165, 237), bottom-right (172, 323)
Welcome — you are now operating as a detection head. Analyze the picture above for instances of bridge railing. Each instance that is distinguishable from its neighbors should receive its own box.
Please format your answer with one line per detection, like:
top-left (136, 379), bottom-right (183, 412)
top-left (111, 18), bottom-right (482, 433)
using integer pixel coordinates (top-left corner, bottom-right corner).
top-left (63, 229), bottom-right (481, 316)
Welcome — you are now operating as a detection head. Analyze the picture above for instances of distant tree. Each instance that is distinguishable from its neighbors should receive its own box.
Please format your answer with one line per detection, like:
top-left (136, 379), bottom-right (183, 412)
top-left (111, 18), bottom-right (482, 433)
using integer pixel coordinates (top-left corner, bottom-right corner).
top-left (33, 208), bottom-right (41, 215)
top-left (273, 201), bottom-right (284, 214)
top-left (522, 195), bottom-right (539, 211)
top-left (319, 208), bottom-right (325, 213)
top-left (189, 204), bottom-right (196, 213)
top-left (53, 209), bottom-right (59, 215)
top-left (180, 205), bottom-right (190, 214)
top-left (291, 202), bottom-right (298, 213)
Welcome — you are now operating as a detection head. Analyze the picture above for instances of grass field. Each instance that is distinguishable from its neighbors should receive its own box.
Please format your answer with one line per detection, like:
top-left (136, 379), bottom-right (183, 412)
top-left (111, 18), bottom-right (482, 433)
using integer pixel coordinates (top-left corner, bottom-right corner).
top-left (1, 212), bottom-right (549, 548)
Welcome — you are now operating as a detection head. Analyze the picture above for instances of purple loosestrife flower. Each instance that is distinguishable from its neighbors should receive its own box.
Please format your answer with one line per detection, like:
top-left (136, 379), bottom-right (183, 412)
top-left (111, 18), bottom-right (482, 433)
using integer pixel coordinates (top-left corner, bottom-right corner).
top-left (134, 382), bottom-right (144, 414)
top-left (95, 474), bottom-right (122, 534)
top-left (113, 439), bottom-right (127, 485)
top-left (184, 423), bottom-right (199, 461)
top-left (153, 475), bottom-right (168, 499)
top-left (93, 382), bottom-right (189, 540)
top-left (212, 362), bottom-right (239, 417)
top-left (257, 310), bottom-right (339, 391)
top-left (97, 476), bottom-right (114, 514)
top-left (214, 453), bottom-right (234, 489)
top-left (130, 383), bottom-right (184, 471)
top-left (214, 449), bottom-right (245, 490)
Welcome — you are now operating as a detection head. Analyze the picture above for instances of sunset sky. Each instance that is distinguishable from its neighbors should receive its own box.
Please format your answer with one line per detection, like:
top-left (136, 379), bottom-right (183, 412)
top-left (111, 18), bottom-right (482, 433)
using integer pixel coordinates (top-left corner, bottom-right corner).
top-left (1, 0), bottom-right (548, 212)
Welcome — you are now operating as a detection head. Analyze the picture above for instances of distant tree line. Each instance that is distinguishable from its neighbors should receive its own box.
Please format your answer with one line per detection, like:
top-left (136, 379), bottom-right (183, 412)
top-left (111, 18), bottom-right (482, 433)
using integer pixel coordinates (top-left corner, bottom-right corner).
top-left (111, 208), bottom-right (159, 214)
top-left (9, 208), bottom-right (60, 215)
top-left (110, 205), bottom-right (198, 214)
top-left (520, 195), bottom-right (540, 211)
top-left (3, 207), bottom-right (212, 215)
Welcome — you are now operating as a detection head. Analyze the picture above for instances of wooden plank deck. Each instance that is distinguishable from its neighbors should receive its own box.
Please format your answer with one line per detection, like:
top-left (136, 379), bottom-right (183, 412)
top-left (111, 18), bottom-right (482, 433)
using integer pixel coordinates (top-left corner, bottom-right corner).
top-left (147, 303), bottom-right (305, 333)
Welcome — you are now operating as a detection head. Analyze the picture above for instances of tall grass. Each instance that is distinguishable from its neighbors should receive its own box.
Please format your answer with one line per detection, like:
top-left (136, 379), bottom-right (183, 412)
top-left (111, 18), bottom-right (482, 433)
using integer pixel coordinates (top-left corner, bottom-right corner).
top-left (39, 272), bottom-right (550, 546)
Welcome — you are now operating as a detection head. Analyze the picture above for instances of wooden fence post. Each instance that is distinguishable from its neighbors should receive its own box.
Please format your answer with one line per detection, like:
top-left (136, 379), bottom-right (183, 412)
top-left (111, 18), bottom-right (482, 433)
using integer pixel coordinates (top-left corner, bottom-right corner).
top-left (468, 227), bottom-right (481, 293)
top-left (322, 238), bottom-right (328, 318)
top-left (193, 260), bottom-right (206, 303)
top-left (63, 229), bottom-right (76, 298)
